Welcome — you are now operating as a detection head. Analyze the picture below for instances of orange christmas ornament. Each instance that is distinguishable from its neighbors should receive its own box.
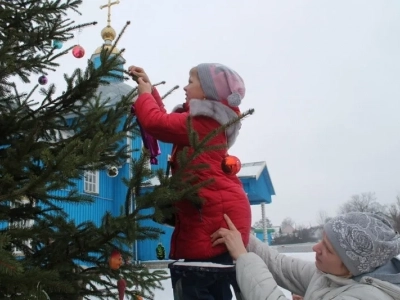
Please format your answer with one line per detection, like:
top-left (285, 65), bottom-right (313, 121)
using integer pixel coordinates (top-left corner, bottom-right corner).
top-left (221, 155), bottom-right (241, 175)
top-left (108, 249), bottom-right (123, 270)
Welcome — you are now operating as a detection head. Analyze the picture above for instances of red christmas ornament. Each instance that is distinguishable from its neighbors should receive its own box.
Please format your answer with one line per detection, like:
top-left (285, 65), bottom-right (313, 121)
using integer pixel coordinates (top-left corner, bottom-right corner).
top-left (117, 278), bottom-right (126, 300)
top-left (221, 155), bottom-right (241, 175)
top-left (108, 249), bottom-right (122, 270)
top-left (72, 45), bottom-right (85, 58)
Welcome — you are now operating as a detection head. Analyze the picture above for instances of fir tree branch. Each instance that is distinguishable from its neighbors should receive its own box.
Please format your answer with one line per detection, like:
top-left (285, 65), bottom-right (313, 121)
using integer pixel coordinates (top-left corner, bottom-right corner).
top-left (162, 85), bottom-right (180, 100)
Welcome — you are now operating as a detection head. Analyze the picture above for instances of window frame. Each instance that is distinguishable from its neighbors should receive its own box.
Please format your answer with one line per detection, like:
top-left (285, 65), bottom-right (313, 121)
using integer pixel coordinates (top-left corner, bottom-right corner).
top-left (84, 170), bottom-right (99, 194)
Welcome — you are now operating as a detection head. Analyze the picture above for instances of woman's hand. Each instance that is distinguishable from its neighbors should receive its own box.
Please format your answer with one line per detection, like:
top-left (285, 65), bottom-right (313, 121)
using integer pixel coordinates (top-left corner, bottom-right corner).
top-left (211, 214), bottom-right (247, 260)
top-left (128, 65), bottom-right (151, 85)
top-left (137, 77), bottom-right (152, 95)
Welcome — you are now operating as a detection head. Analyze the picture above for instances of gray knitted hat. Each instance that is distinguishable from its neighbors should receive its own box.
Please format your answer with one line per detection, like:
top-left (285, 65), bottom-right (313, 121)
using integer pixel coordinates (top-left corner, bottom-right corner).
top-left (324, 212), bottom-right (400, 276)
top-left (196, 63), bottom-right (245, 107)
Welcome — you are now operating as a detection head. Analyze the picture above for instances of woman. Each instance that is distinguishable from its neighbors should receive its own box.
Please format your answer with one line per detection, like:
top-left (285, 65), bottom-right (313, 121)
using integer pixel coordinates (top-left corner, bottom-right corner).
top-left (211, 212), bottom-right (400, 300)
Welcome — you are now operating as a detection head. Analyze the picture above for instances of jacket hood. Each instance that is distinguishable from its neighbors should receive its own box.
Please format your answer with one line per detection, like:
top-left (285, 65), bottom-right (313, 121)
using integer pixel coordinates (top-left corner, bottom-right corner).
top-left (320, 268), bottom-right (400, 300)
top-left (173, 99), bottom-right (241, 149)
top-left (354, 257), bottom-right (400, 298)
top-left (356, 257), bottom-right (400, 285)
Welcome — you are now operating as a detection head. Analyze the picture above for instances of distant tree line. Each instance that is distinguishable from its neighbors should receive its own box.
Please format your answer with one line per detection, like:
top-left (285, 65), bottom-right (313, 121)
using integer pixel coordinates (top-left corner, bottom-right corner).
top-left (256, 192), bottom-right (400, 245)
top-left (271, 226), bottom-right (320, 245)
top-left (335, 192), bottom-right (400, 233)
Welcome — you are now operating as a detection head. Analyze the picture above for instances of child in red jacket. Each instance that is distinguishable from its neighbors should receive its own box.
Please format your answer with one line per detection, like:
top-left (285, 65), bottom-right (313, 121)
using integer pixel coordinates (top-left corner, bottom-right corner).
top-left (129, 63), bottom-right (251, 300)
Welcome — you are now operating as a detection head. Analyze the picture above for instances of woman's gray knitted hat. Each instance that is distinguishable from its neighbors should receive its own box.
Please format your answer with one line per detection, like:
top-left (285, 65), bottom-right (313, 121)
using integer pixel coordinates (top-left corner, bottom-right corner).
top-left (324, 212), bottom-right (400, 276)
top-left (196, 63), bottom-right (245, 107)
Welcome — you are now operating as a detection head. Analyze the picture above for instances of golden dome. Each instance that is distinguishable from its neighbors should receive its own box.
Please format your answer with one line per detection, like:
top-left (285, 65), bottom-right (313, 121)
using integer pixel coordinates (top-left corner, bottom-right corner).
top-left (101, 25), bottom-right (116, 41)
top-left (93, 25), bottom-right (120, 55)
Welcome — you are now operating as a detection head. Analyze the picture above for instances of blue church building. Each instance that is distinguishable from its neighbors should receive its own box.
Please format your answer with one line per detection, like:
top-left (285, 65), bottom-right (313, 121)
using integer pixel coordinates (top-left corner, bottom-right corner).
top-left (54, 20), bottom-right (276, 261)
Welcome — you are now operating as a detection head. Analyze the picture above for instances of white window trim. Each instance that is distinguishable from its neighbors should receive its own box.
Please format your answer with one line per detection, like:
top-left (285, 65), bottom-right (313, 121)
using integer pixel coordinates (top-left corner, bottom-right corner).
top-left (9, 199), bottom-right (34, 256)
top-left (84, 170), bottom-right (99, 194)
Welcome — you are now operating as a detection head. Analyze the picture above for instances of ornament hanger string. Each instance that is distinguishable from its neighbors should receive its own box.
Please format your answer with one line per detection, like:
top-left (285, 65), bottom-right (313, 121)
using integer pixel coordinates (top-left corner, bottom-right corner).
top-left (77, 13), bottom-right (82, 45)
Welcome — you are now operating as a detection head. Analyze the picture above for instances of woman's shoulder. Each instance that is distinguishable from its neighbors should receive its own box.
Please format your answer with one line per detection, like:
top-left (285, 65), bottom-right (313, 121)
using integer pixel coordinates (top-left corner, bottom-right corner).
top-left (311, 275), bottom-right (398, 300)
top-left (335, 284), bottom-right (396, 300)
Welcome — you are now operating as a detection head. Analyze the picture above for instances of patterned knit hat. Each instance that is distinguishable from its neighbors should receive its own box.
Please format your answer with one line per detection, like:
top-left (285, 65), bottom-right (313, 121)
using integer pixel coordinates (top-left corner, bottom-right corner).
top-left (196, 63), bottom-right (245, 107)
top-left (324, 212), bottom-right (400, 276)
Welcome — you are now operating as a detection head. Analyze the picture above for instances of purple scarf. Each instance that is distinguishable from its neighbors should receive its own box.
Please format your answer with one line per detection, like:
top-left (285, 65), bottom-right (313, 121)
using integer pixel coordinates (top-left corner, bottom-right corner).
top-left (131, 105), bottom-right (161, 165)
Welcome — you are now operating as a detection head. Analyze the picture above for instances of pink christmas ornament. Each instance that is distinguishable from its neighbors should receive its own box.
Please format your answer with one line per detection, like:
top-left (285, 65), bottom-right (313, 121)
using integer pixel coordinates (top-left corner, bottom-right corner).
top-left (72, 45), bottom-right (85, 58)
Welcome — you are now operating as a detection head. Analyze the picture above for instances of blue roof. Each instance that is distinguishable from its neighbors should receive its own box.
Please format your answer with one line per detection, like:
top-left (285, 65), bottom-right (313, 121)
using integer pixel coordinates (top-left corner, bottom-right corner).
top-left (238, 161), bottom-right (276, 205)
top-left (95, 82), bottom-right (135, 106)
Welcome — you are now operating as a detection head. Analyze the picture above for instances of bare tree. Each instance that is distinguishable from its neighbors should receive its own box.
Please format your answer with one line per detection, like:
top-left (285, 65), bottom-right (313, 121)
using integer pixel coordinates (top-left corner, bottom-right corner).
top-left (316, 210), bottom-right (332, 226)
top-left (281, 217), bottom-right (295, 229)
top-left (386, 196), bottom-right (400, 233)
top-left (338, 192), bottom-right (386, 215)
top-left (253, 217), bottom-right (273, 229)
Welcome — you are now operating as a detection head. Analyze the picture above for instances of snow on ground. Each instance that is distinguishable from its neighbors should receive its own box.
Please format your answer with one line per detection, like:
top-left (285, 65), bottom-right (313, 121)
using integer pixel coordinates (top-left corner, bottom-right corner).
top-left (152, 252), bottom-right (315, 299)
top-left (91, 251), bottom-right (400, 299)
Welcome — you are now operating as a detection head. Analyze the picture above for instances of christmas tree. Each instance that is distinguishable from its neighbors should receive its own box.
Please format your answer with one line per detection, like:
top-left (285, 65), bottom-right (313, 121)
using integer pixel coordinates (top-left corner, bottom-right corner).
top-left (0, 1), bottom-right (253, 299)
top-left (0, 0), bottom-right (169, 298)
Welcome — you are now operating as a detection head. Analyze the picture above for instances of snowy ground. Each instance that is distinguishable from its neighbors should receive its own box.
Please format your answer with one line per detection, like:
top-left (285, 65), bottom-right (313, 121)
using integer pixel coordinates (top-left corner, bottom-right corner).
top-left (87, 251), bottom-right (315, 299)
top-left (152, 252), bottom-right (315, 299)
top-left (91, 248), bottom-right (400, 299)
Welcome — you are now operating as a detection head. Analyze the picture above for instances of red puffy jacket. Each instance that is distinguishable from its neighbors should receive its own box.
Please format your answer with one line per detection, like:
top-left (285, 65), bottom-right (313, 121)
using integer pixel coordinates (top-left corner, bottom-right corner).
top-left (134, 88), bottom-right (251, 260)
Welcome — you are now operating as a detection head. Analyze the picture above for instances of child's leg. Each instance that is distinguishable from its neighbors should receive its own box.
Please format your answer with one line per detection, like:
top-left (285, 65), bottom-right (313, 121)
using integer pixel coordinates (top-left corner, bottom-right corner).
top-left (206, 252), bottom-right (233, 300)
top-left (170, 269), bottom-right (183, 300)
top-left (208, 277), bottom-right (232, 300)
top-left (171, 267), bottom-right (215, 299)
top-left (175, 252), bottom-right (233, 300)
top-left (179, 272), bottom-right (217, 300)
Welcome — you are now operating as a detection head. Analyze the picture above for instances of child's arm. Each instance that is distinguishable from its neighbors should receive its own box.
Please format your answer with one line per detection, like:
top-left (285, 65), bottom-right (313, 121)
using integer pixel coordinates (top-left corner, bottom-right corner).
top-left (134, 92), bottom-right (194, 145)
top-left (150, 87), bottom-right (166, 113)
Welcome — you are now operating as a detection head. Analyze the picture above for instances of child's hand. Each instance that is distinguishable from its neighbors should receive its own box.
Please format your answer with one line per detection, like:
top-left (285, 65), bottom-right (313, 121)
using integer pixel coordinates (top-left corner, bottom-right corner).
top-left (210, 214), bottom-right (247, 260)
top-left (138, 77), bottom-right (152, 95)
top-left (128, 65), bottom-right (151, 85)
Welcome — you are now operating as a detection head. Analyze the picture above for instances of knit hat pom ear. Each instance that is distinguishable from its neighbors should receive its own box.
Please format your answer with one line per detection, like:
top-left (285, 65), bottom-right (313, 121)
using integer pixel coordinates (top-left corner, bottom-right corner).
top-left (227, 92), bottom-right (241, 107)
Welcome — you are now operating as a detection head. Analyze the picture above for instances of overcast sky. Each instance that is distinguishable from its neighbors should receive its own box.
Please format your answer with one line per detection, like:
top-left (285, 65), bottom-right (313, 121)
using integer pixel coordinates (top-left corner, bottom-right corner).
top-left (29, 0), bottom-right (400, 227)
